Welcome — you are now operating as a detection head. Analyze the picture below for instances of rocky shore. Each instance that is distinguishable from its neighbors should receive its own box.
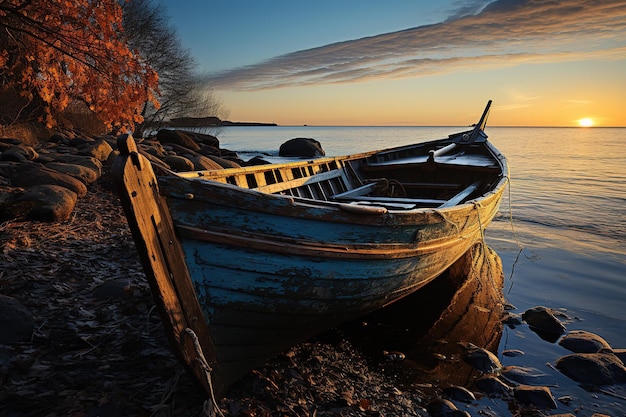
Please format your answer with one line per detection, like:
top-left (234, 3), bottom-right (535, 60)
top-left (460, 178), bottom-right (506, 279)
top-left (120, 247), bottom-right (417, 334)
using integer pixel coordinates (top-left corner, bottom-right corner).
top-left (2, 127), bottom-right (626, 416)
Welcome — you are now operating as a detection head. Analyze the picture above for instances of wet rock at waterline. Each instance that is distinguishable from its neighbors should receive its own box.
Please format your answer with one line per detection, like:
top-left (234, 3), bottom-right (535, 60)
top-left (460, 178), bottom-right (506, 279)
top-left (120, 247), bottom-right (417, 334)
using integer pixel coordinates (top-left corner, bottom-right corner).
top-left (474, 376), bottom-right (512, 396)
top-left (522, 306), bottom-right (566, 342)
top-left (555, 352), bottom-right (626, 385)
top-left (501, 365), bottom-right (551, 385)
top-left (426, 398), bottom-right (470, 417)
top-left (513, 384), bottom-right (557, 409)
top-left (279, 137), bottom-right (326, 158)
top-left (462, 344), bottom-right (501, 374)
top-left (442, 385), bottom-right (476, 403)
top-left (559, 330), bottom-right (612, 353)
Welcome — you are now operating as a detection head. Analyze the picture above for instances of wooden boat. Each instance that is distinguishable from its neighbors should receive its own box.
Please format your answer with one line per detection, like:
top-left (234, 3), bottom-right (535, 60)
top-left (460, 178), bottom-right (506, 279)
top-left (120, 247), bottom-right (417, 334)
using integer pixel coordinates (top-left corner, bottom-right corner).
top-left (112, 100), bottom-right (508, 399)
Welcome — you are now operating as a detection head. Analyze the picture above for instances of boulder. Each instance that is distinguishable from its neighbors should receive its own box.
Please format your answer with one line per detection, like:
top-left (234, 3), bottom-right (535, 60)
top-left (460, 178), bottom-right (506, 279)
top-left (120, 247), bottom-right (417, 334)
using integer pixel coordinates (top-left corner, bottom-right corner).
top-left (163, 155), bottom-right (194, 172)
top-left (279, 138), bottom-right (325, 158)
top-left (559, 330), bottom-right (612, 353)
top-left (207, 155), bottom-right (241, 169)
top-left (48, 154), bottom-right (103, 177)
top-left (15, 185), bottom-right (78, 222)
top-left (156, 129), bottom-right (201, 151)
top-left (0, 294), bottom-right (36, 344)
top-left (556, 352), bottom-right (626, 385)
top-left (185, 131), bottom-right (219, 148)
top-left (0, 144), bottom-right (39, 162)
top-left (79, 138), bottom-right (113, 162)
top-left (45, 162), bottom-right (99, 184)
top-left (5, 163), bottom-right (87, 197)
top-left (189, 155), bottom-right (224, 171)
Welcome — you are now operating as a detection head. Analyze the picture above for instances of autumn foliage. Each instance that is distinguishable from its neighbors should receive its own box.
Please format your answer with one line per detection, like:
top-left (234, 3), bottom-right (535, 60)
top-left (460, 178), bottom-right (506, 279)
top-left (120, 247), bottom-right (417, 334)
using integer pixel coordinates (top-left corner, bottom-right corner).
top-left (0, 0), bottom-right (159, 131)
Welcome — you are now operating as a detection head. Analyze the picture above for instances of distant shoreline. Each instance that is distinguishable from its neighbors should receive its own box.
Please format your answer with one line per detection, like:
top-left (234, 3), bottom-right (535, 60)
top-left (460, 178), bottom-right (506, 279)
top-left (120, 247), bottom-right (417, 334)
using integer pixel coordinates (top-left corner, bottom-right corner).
top-left (164, 116), bottom-right (277, 128)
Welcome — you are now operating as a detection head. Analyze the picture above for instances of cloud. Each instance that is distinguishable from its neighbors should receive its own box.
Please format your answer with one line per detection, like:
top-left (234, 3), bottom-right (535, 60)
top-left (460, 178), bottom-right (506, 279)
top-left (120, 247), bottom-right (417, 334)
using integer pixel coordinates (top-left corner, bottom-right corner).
top-left (207, 0), bottom-right (626, 90)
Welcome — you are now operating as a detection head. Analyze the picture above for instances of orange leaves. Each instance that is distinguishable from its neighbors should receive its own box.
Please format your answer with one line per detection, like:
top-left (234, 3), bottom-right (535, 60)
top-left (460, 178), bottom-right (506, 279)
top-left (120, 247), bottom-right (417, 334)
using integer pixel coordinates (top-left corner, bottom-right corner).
top-left (1, 0), bottom-right (160, 131)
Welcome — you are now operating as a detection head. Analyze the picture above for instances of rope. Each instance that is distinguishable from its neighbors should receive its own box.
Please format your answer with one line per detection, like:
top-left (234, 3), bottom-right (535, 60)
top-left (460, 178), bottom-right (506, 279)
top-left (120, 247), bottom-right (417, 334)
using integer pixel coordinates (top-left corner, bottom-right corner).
top-left (502, 175), bottom-right (531, 296)
top-left (182, 328), bottom-right (225, 417)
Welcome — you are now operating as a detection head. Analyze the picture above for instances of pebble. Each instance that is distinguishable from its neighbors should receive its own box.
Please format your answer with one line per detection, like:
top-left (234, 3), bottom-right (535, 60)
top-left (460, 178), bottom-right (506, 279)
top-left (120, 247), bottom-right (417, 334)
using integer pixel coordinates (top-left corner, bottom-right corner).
top-left (382, 350), bottom-right (405, 361)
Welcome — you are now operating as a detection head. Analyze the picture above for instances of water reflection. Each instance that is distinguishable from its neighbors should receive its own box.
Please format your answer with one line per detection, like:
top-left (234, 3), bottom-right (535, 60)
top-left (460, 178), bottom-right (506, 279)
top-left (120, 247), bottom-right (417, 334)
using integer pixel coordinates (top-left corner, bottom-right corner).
top-left (341, 243), bottom-right (504, 391)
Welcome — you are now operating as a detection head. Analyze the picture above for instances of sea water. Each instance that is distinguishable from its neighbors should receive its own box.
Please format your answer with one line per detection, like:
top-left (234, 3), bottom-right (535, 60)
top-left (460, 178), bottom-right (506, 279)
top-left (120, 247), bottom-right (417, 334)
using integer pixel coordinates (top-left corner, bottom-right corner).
top-left (203, 125), bottom-right (626, 413)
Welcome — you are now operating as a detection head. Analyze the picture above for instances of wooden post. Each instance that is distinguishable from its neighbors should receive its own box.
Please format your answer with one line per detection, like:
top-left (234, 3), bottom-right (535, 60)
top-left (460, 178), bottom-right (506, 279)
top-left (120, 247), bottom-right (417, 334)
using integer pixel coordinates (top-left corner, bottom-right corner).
top-left (111, 134), bottom-right (223, 397)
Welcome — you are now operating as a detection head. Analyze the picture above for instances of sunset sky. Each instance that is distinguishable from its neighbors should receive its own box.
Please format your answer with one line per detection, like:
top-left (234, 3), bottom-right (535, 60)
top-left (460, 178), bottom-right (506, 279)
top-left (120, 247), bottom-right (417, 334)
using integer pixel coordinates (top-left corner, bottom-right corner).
top-left (161, 0), bottom-right (626, 127)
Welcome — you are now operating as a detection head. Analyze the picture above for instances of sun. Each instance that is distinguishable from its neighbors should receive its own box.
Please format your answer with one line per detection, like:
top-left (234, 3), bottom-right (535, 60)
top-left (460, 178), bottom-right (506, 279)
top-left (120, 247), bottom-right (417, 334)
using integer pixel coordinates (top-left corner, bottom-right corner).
top-left (578, 118), bottom-right (593, 127)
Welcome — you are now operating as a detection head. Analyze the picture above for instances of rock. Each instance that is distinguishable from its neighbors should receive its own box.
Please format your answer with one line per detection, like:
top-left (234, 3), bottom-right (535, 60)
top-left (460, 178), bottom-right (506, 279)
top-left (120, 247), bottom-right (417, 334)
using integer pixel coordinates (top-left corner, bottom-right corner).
top-left (502, 312), bottom-right (523, 327)
top-left (442, 385), bottom-right (476, 403)
top-left (198, 143), bottom-right (221, 157)
top-left (559, 330), bottom-right (612, 353)
top-left (142, 141), bottom-right (167, 159)
top-left (555, 352), bottom-right (626, 385)
top-left (52, 154), bottom-right (103, 177)
top-left (474, 376), bottom-right (511, 396)
top-left (513, 384), bottom-right (557, 409)
top-left (279, 138), bottom-right (325, 158)
top-left (45, 162), bottom-right (99, 184)
top-left (463, 345), bottom-right (501, 373)
top-left (501, 366), bottom-right (551, 385)
top-left (15, 185), bottom-right (78, 222)
top-left (522, 306), bottom-right (565, 342)
top-left (7, 163), bottom-right (87, 197)
top-left (0, 144), bottom-right (39, 162)
top-left (609, 348), bottom-right (626, 364)
top-left (0, 294), bottom-right (36, 344)
top-left (163, 154), bottom-right (194, 172)
top-left (246, 156), bottom-right (271, 166)
top-left (79, 138), bottom-right (113, 162)
top-left (156, 129), bottom-right (201, 151)
top-left (185, 131), bottom-right (219, 148)
top-left (207, 155), bottom-right (241, 169)
top-left (189, 155), bottom-right (224, 171)
top-left (0, 186), bottom-right (30, 220)
top-left (426, 398), bottom-right (470, 417)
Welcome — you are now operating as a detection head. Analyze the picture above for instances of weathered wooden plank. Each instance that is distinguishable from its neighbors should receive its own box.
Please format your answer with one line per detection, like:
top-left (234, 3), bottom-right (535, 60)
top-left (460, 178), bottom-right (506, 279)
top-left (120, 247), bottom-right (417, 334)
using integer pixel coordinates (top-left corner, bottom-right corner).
top-left (439, 181), bottom-right (481, 208)
top-left (253, 168), bottom-right (345, 194)
top-left (111, 134), bottom-right (223, 397)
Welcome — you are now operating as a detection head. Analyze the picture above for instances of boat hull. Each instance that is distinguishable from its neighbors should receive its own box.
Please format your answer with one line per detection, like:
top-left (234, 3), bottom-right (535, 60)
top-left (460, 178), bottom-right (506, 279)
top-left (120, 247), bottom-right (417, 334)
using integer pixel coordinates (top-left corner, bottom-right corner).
top-left (156, 166), bottom-right (504, 391)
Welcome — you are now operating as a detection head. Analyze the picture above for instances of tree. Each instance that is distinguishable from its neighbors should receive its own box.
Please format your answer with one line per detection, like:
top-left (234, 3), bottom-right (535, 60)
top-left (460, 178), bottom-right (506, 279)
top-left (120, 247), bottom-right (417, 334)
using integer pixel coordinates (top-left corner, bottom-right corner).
top-left (122, 0), bottom-right (227, 136)
top-left (0, 0), bottom-right (159, 131)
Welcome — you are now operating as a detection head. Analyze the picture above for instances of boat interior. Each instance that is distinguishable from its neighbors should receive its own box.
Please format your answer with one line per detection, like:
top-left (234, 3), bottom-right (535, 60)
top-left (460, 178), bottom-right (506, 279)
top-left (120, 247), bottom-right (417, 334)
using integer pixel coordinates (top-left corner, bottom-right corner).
top-left (176, 137), bottom-right (503, 210)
